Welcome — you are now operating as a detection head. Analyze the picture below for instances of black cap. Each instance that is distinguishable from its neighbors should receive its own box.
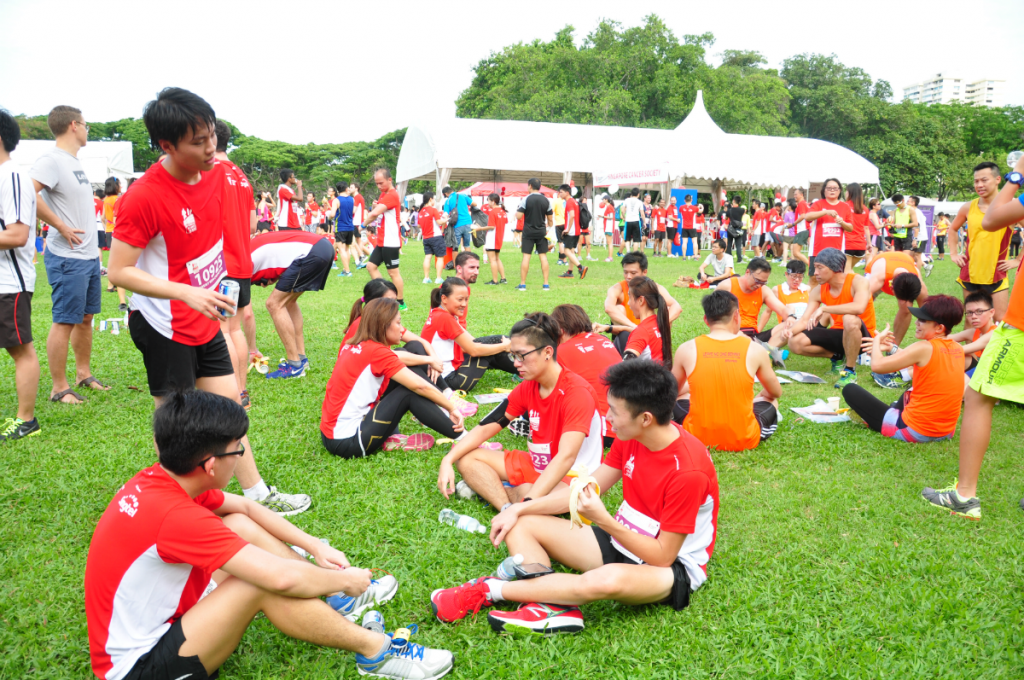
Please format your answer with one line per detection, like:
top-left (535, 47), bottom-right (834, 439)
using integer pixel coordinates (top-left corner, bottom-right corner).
top-left (908, 306), bottom-right (936, 322)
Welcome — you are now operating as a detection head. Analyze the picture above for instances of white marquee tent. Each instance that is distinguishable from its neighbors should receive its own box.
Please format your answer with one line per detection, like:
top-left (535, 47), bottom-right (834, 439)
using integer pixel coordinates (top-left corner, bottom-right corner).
top-left (10, 140), bottom-right (137, 187)
top-left (396, 91), bottom-right (879, 202)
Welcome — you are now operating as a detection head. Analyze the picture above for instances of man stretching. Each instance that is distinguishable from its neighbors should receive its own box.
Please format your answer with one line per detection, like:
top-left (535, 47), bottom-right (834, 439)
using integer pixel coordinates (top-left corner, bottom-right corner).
top-left (714, 257), bottom-right (792, 343)
top-left (783, 247), bottom-right (876, 388)
top-left (865, 250), bottom-right (928, 346)
top-left (85, 390), bottom-right (452, 680)
top-left (430, 361), bottom-right (718, 635)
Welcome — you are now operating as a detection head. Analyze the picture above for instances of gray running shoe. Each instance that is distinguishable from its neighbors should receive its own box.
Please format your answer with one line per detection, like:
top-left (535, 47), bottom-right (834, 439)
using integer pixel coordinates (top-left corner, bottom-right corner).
top-left (757, 339), bottom-right (786, 369)
top-left (921, 481), bottom-right (981, 520)
top-left (258, 486), bottom-right (312, 516)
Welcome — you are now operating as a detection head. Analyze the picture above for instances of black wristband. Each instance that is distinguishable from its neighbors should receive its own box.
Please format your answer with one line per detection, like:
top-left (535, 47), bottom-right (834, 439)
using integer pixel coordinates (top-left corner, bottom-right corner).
top-left (522, 497), bottom-right (533, 502)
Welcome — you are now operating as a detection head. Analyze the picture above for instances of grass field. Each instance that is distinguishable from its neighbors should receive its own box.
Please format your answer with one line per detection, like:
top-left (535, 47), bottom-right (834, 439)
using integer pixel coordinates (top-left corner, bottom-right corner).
top-left (1, 247), bottom-right (1022, 679)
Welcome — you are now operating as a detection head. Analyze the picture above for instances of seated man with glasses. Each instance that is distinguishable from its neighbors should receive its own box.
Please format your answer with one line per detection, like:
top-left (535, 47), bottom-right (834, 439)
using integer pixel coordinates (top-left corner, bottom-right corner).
top-left (437, 312), bottom-right (604, 513)
top-left (85, 389), bottom-right (453, 680)
top-left (715, 258), bottom-right (793, 362)
top-left (947, 291), bottom-right (997, 384)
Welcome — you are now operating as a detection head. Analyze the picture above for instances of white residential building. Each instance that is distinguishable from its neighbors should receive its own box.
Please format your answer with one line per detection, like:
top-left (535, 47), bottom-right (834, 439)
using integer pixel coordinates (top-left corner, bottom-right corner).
top-left (902, 73), bottom-right (1005, 107)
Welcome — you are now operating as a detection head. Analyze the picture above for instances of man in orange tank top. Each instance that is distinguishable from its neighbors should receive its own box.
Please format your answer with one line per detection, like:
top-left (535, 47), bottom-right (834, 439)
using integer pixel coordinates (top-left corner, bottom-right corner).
top-left (784, 248), bottom-right (875, 388)
top-left (715, 258), bottom-right (793, 348)
top-left (946, 291), bottom-right (996, 379)
top-left (866, 252), bottom-right (929, 347)
top-left (922, 155), bottom-right (1024, 520)
top-left (670, 290), bottom-right (783, 451)
top-left (597, 252), bottom-right (681, 355)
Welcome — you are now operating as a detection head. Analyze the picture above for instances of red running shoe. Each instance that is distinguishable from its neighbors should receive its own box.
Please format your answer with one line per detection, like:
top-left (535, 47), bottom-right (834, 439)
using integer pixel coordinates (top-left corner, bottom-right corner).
top-left (430, 579), bottom-right (494, 622)
top-left (487, 602), bottom-right (585, 635)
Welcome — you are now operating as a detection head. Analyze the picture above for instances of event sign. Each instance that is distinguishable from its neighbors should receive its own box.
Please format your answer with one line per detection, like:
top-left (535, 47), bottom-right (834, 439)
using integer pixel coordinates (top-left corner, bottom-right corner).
top-left (593, 167), bottom-right (670, 188)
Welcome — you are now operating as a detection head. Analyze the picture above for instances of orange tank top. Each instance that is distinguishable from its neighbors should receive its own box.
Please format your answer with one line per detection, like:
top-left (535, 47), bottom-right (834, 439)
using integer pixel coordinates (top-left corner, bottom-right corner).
top-left (821, 273), bottom-right (876, 334)
top-left (683, 335), bottom-right (760, 451)
top-left (902, 337), bottom-right (965, 436)
top-left (774, 283), bottom-right (809, 324)
top-left (620, 280), bottom-right (641, 325)
top-left (730, 277), bottom-right (763, 330)
top-left (867, 252), bottom-right (917, 297)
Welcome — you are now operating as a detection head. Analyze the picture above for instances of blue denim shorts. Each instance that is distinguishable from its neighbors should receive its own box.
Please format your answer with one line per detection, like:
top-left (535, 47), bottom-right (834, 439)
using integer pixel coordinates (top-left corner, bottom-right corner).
top-left (454, 224), bottom-right (472, 248)
top-left (44, 252), bottom-right (102, 324)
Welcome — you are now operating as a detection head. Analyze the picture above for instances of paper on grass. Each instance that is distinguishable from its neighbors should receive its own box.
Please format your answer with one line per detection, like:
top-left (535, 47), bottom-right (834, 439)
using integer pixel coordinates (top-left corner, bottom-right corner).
top-left (474, 393), bottom-right (508, 404)
top-left (790, 404), bottom-right (850, 424)
top-left (777, 370), bottom-right (826, 384)
top-left (755, 375), bottom-right (792, 384)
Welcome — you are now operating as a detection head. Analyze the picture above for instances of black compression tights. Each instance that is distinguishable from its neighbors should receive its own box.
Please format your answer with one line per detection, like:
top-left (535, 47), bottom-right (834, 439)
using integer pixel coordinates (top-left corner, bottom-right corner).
top-left (444, 335), bottom-right (517, 392)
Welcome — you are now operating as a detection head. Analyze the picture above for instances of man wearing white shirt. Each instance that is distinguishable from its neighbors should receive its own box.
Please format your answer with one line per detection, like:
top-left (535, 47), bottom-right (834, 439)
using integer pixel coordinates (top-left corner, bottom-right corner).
top-left (697, 239), bottom-right (735, 285)
top-left (621, 188), bottom-right (645, 253)
top-left (908, 196), bottom-right (932, 274)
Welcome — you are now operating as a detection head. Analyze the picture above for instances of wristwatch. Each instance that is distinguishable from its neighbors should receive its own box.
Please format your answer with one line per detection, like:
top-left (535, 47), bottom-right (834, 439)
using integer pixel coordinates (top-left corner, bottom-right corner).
top-left (1006, 172), bottom-right (1023, 186)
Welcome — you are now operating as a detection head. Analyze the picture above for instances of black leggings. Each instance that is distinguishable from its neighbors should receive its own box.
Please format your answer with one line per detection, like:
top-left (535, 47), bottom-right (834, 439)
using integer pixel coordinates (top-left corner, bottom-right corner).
top-left (389, 341), bottom-right (448, 393)
top-left (1011, 238), bottom-right (1021, 258)
top-left (612, 331), bottom-right (630, 357)
top-left (935, 235), bottom-right (946, 255)
top-left (841, 384), bottom-right (909, 433)
top-left (444, 335), bottom-right (517, 392)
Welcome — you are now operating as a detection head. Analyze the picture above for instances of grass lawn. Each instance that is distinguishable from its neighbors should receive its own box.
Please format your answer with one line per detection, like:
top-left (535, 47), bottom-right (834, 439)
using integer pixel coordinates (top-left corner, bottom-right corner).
top-left (1, 247), bottom-right (1022, 679)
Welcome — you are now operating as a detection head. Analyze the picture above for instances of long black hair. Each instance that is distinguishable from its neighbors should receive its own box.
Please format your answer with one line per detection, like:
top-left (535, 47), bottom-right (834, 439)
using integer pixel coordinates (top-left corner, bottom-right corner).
top-left (627, 276), bottom-right (672, 367)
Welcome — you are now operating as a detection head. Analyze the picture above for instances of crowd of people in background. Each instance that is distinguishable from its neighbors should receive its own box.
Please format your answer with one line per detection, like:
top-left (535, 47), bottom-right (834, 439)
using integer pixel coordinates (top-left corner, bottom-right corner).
top-left (1, 85), bottom-right (1023, 680)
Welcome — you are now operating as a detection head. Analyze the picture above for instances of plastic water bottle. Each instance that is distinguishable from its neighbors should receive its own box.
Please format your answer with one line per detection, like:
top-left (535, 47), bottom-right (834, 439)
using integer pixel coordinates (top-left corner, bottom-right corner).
top-left (438, 508), bottom-right (487, 534)
top-left (494, 554), bottom-right (524, 581)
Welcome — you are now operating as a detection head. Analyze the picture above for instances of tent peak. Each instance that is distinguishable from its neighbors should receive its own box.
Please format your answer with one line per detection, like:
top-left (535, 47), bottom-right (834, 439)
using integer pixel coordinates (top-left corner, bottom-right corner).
top-left (675, 90), bottom-right (725, 137)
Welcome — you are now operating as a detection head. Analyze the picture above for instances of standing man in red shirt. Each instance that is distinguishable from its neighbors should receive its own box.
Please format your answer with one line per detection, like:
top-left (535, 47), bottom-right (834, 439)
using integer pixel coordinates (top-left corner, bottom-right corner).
top-left (213, 120), bottom-right (256, 410)
top-left (275, 170), bottom-right (303, 231)
top-left (108, 87), bottom-right (310, 517)
top-left (790, 188), bottom-right (811, 266)
top-left (304, 193), bottom-right (319, 233)
top-left (351, 182), bottom-right (371, 266)
top-left (361, 168), bottom-right (406, 310)
top-left (418, 190), bottom-right (446, 284)
top-left (556, 184), bottom-right (589, 280)
top-left (679, 194), bottom-right (700, 261)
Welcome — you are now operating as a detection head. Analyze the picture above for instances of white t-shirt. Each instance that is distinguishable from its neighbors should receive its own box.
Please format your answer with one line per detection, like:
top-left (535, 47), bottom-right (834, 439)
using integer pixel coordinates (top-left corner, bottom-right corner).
top-left (702, 252), bottom-right (734, 278)
top-left (622, 196), bottom-right (644, 222)
top-left (915, 208), bottom-right (929, 241)
top-left (0, 160), bottom-right (38, 293)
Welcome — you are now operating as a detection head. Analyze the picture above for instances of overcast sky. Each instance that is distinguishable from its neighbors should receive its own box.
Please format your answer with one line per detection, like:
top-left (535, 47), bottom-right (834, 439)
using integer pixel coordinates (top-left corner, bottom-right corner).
top-left (2, 0), bottom-right (1020, 145)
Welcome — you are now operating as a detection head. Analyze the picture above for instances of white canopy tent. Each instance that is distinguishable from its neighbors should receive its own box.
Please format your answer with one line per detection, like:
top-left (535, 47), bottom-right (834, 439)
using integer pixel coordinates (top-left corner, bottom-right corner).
top-left (9, 140), bottom-right (137, 188)
top-left (397, 91), bottom-right (879, 203)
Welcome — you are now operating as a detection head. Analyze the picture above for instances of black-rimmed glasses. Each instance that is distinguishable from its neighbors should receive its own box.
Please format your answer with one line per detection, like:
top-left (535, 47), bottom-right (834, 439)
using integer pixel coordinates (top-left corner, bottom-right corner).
top-left (198, 442), bottom-right (246, 468)
top-left (508, 347), bottom-right (543, 363)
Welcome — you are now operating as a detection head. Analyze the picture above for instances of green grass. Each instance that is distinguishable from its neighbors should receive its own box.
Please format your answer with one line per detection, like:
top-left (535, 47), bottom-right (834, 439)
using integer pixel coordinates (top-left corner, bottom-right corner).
top-left (1, 248), bottom-right (1023, 679)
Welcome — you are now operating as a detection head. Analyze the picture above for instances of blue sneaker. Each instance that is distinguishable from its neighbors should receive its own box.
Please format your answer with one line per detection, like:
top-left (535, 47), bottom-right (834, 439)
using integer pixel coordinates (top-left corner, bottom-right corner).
top-left (435, 277), bottom-right (444, 284)
top-left (337, 270), bottom-right (353, 277)
top-left (357, 262), bottom-right (368, 270)
top-left (516, 284), bottom-right (526, 292)
top-left (327, 575), bottom-right (398, 621)
top-left (542, 284), bottom-right (550, 291)
top-left (834, 368), bottom-right (857, 389)
top-left (355, 624), bottom-right (453, 680)
top-left (872, 371), bottom-right (908, 389)
top-left (267, 362), bottom-right (306, 379)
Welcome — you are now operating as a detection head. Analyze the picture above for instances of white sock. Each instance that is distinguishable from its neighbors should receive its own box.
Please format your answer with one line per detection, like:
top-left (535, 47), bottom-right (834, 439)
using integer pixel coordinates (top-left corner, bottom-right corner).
top-left (500, 502), bottom-right (512, 512)
top-left (443, 388), bottom-right (453, 399)
top-left (486, 578), bottom-right (505, 602)
top-left (243, 480), bottom-right (270, 501)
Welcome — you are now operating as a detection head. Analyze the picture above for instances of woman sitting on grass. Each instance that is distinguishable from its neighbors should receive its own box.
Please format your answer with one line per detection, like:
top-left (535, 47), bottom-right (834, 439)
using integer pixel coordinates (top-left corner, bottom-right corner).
top-left (842, 295), bottom-right (965, 443)
top-left (320, 298), bottom-right (465, 458)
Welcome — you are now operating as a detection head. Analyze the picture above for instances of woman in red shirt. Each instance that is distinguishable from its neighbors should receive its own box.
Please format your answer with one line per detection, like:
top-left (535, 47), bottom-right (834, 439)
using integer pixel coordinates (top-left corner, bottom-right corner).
top-left (421, 278), bottom-right (512, 393)
top-left (623, 276), bottom-right (673, 367)
top-left (320, 298), bottom-right (464, 458)
top-left (844, 182), bottom-right (871, 271)
top-left (551, 303), bottom-right (622, 447)
top-left (842, 295), bottom-right (965, 443)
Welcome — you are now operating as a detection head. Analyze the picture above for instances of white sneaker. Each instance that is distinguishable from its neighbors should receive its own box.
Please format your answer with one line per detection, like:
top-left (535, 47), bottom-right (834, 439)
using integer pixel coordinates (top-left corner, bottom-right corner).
top-left (356, 627), bottom-right (453, 680)
top-left (327, 574), bottom-right (399, 621)
top-left (434, 277), bottom-right (444, 284)
top-left (257, 487), bottom-right (312, 516)
top-left (423, 277), bottom-right (432, 284)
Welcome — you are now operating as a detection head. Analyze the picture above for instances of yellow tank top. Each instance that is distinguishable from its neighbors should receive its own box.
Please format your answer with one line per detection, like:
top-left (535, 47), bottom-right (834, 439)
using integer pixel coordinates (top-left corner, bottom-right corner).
top-left (961, 199), bottom-right (1011, 285)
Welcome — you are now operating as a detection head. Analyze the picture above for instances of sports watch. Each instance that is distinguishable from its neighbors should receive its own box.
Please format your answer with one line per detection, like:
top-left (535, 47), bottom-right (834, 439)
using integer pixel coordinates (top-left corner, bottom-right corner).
top-left (1005, 171), bottom-right (1023, 186)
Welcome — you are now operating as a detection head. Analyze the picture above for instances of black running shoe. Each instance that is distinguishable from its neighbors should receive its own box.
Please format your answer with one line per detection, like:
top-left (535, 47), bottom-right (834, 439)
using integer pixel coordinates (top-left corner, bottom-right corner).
top-left (0, 417), bottom-right (41, 442)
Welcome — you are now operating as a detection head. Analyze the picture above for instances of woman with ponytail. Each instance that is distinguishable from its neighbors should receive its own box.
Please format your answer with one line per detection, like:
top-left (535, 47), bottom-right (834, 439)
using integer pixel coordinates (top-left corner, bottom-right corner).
top-left (623, 276), bottom-right (673, 367)
top-left (436, 312), bottom-right (604, 513)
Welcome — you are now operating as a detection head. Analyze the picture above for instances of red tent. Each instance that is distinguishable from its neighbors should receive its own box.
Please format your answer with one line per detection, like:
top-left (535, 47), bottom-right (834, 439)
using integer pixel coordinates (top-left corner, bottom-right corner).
top-left (458, 182), bottom-right (555, 198)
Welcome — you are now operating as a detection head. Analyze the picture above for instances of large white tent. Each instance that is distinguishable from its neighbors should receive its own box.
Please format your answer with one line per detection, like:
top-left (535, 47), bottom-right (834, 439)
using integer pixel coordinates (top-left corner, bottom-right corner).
top-left (397, 91), bottom-right (879, 201)
top-left (10, 140), bottom-right (137, 187)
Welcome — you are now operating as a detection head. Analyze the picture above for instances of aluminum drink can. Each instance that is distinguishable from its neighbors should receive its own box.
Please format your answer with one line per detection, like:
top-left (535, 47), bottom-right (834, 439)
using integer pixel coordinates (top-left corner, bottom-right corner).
top-left (218, 279), bottom-right (240, 317)
top-left (361, 610), bottom-right (385, 634)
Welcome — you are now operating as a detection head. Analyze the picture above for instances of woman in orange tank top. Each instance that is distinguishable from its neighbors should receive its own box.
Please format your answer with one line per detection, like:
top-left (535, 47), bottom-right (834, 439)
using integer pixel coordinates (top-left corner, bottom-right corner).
top-left (840, 295), bottom-right (965, 443)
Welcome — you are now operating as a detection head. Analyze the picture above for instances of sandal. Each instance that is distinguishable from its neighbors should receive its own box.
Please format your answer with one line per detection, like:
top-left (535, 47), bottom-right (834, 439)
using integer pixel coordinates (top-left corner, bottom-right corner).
top-left (77, 376), bottom-right (111, 391)
top-left (402, 433), bottom-right (436, 451)
top-left (51, 388), bottom-right (86, 404)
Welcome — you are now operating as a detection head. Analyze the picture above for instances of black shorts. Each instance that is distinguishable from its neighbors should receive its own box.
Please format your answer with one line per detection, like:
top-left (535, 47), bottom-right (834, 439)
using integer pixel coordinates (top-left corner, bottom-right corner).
top-left (845, 249), bottom-right (866, 258)
top-left (276, 238), bottom-right (335, 292)
top-left (654, 230), bottom-right (666, 240)
top-left (367, 245), bottom-right (401, 270)
top-left (423, 236), bottom-right (446, 258)
top-left (957, 278), bottom-right (1009, 295)
top-left (521, 235), bottom-right (549, 255)
top-left (681, 228), bottom-right (698, 239)
top-left (123, 618), bottom-right (218, 680)
top-left (353, 224), bottom-right (362, 238)
top-left (562, 234), bottom-right (580, 250)
top-left (256, 221), bottom-right (273, 233)
top-left (666, 227), bottom-right (677, 241)
top-left (872, 235), bottom-right (884, 249)
top-left (892, 236), bottom-right (913, 251)
top-left (754, 327), bottom-right (774, 343)
top-left (801, 321), bottom-right (872, 357)
top-left (625, 221), bottom-right (642, 242)
top-left (555, 226), bottom-right (564, 244)
top-left (128, 311), bottom-right (233, 397)
top-left (336, 230), bottom-right (354, 245)
top-left (222, 276), bottom-right (251, 309)
top-left (912, 241), bottom-right (926, 253)
top-left (0, 291), bottom-right (32, 347)
top-left (591, 525), bottom-right (691, 611)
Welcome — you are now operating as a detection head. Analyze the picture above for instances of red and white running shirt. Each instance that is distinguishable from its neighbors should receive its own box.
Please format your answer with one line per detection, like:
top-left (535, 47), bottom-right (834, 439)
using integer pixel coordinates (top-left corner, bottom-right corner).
top-left (276, 184), bottom-right (300, 229)
top-left (485, 207), bottom-right (508, 250)
top-left (807, 199), bottom-right (854, 256)
top-left (556, 332), bottom-right (622, 437)
top-left (625, 314), bottom-right (664, 363)
top-left (353, 194), bottom-right (366, 226)
top-left (420, 307), bottom-right (465, 375)
top-left (602, 203), bottom-right (615, 231)
top-left (651, 207), bottom-right (666, 232)
top-left (114, 162), bottom-right (228, 345)
top-left (375, 189), bottom-right (401, 247)
top-left (504, 368), bottom-right (602, 474)
top-left (563, 196), bottom-right (580, 237)
top-left (680, 204), bottom-right (698, 230)
top-left (320, 340), bottom-right (406, 440)
top-left (795, 199), bottom-right (811, 233)
top-left (94, 196), bottom-right (104, 227)
top-left (604, 422), bottom-right (719, 590)
top-left (217, 159), bottom-right (254, 278)
top-left (419, 205), bottom-right (442, 240)
top-left (85, 465), bottom-right (247, 680)
top-left (250, 230), bottom-right (326, 285)
top-left (305, 201), bottom-right (320, 227)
